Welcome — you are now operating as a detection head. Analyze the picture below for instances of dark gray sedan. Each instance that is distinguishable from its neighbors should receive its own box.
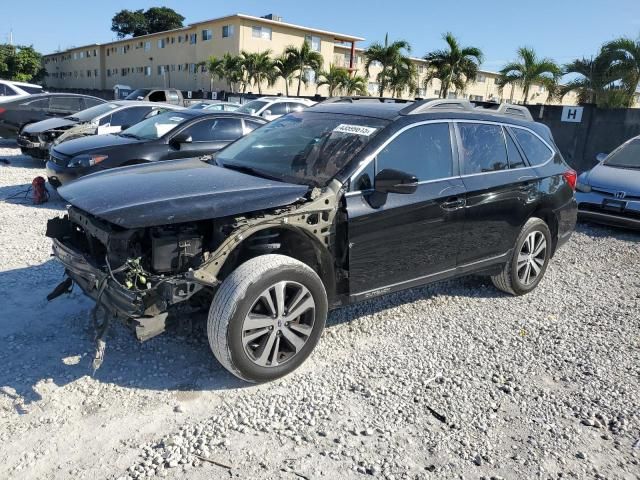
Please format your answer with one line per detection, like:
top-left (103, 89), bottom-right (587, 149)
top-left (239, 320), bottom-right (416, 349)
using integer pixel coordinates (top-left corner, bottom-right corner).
top-left (576, 136), bottom-right (640, 229)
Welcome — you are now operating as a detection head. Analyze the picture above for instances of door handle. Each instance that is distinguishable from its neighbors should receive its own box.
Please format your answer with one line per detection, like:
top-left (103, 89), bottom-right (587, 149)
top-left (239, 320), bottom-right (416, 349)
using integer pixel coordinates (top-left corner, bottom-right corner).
top-left (440, 197), bottom-right (466, 210)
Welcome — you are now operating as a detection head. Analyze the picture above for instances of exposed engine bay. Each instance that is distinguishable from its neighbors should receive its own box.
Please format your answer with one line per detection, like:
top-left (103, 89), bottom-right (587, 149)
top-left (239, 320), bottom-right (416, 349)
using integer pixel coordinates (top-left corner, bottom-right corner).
top-left (45, 180), bottom-right (343, 346)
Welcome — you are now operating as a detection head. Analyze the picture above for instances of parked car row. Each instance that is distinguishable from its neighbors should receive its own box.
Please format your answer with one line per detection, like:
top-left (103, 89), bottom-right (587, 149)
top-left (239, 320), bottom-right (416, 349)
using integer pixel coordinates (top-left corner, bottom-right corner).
top-left (0, 79), bottom-right (45, 102)
top-left (44, 97), bottom-right (579, 383)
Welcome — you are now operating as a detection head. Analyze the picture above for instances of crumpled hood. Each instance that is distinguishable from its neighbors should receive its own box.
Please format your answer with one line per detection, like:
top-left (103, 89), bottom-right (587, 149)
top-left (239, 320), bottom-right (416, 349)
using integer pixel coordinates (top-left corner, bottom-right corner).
top-left (52, 133), bottom-right (140, 156)
top-left (23, 117), bottom-right (76, 134)
top-left (585, 163), bottom-right (640, 196)
top-left (57, 158), bottom-right (309, 228)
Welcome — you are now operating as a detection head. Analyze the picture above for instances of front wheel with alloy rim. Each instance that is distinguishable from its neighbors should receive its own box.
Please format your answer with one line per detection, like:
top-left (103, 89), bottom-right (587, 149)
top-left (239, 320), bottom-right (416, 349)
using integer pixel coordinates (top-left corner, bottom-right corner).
top-left (207, 254), bottom-right (328, 383)
top-left (491, 217), bottom-right (552, 295)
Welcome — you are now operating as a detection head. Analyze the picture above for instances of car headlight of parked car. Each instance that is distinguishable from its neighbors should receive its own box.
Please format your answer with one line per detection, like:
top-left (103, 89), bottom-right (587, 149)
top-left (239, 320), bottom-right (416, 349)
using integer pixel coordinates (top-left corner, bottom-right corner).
top-left (68, 154), bottom-right (108, 168)
top-left (576, 182), bottom-right (592, 193)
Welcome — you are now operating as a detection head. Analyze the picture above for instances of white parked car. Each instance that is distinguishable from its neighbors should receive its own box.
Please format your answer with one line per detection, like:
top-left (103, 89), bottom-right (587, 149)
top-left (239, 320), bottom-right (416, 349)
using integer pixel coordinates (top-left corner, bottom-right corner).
top-left (0, 80), bottom-right (44, 102)
top-left (236, 97), bottom-right (316, 121)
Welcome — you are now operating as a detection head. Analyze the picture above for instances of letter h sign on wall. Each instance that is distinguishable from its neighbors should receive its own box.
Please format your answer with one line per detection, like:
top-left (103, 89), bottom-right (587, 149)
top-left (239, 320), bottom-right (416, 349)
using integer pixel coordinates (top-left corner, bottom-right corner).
top-left (561, 106), bottom-right (583, 123)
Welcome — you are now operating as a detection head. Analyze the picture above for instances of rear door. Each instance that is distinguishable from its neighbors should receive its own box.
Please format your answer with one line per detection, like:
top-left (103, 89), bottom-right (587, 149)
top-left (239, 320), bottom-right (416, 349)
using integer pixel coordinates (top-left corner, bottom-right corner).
top-left (346, 121), bottom-right (466, 297)
top-left (455, 121), bottom-right (537, 266)
top-left (165, 117), bottom-right (244, 159)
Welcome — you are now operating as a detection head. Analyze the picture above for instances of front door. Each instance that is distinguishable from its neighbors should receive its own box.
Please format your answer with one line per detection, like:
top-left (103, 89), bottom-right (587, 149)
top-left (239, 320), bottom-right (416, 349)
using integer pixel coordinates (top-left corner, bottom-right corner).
top-left (346, 122), bottom-right (466, 297)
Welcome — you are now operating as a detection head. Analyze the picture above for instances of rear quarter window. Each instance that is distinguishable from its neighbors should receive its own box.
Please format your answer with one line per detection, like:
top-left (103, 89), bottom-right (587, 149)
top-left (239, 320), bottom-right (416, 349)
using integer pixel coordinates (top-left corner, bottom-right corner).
top-left (510, 127), bottom-right (553, 165)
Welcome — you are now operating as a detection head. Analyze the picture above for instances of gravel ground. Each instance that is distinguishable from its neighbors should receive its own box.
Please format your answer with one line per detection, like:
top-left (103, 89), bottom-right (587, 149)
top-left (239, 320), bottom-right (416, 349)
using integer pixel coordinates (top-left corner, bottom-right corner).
top-left (1, 147), bottom-right (639, 480)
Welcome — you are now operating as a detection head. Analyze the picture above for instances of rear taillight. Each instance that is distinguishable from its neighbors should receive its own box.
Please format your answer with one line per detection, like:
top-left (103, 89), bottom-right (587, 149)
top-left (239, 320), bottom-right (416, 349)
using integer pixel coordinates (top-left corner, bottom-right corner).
top-left (0, 107), bottom-right (5, 116)
top-left (563, 169), bottom-right (577, 191)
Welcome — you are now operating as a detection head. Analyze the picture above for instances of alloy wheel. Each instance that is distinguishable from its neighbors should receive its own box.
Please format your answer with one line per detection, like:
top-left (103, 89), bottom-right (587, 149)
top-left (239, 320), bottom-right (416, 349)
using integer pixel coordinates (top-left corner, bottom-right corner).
top-left (517, 231), bottom-right (547, 286)
top-left (241, 281), bottom-right (316, 367)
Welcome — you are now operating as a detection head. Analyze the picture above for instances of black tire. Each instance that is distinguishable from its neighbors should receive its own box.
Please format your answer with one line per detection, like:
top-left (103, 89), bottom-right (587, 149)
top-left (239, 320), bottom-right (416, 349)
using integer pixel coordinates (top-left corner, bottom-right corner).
top-left (491, 217), bottom-right (552, 296)
top-left (207, 254), bottom-right (328, 383)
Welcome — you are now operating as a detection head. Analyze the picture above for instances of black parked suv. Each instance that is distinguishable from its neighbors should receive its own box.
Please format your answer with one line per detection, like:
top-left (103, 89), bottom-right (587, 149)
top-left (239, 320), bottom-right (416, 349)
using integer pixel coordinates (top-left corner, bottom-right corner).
top-left (0, 93), bottom-right (105, 139)
top-left (46, 98), bottom-right (577, 382)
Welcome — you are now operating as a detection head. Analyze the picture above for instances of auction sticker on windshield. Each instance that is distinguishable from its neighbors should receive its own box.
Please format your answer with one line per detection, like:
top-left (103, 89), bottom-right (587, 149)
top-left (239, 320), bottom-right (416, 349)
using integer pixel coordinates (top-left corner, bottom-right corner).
top-left (333, 124), bottom-right (377, 136)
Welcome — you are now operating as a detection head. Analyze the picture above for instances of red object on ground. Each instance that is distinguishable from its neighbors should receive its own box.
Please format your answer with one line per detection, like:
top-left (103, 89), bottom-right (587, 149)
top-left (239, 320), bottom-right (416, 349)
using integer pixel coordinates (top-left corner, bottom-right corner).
top-left (32, 176), bottom-right (49, 204)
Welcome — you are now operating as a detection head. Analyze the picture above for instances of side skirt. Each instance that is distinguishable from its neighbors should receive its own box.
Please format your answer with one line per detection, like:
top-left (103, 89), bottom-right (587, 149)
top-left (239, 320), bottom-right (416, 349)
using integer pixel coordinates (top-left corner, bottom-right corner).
top-left (347, 251), bottom-right (511, 304)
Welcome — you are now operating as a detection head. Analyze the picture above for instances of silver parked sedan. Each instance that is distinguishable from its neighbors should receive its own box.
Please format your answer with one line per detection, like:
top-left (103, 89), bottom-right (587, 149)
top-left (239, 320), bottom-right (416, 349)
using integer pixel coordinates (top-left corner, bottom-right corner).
top-left (576, 136), bottom-right (640, 229)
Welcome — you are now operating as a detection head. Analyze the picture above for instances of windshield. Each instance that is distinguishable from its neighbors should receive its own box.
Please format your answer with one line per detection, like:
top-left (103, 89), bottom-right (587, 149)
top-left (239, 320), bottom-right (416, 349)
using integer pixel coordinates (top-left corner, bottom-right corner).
top-left (21, 85), bottom-right (43, 94)
top-left (236, 100), bottom-right (269, 114)
top-left (604, 139), bottom-right (640, 169)
top-left (216, 111), bottom-right (389, 186)
top-left (124, 89), bottom-right (151, 100)
top-left (120, 111), bottom-right (187, 140)
top-left (67, 102), bottom-right (119, 122)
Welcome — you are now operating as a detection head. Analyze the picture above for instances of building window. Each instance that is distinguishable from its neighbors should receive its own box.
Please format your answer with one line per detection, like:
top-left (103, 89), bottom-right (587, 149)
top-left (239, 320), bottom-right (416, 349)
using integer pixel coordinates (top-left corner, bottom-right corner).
top-left (190, 33), bottom-right (197, 44)
top-left (303, 68), bottom-right (316, 84)
top-left (305, 35), bottom-right (321, 52)
top-left (252, 26), bottom-right (272, 40)
top-left (158, 65), bottom-right (166, 75)
top-left (87, 70), bottom-right (91, 77)
top-left (469, 95), bottom-right (484, 101)
top-left (171, 64), bottom-right (176, 71)
top-left (93, 49), bottom-right (97, 57)
top-left (202, 29), bottom-right (212, 41)
top-left (477, 73), bottom-right (486, 83)
top-left (418, 65), bottom-right (425, 74)
top-left (170, 36), bottom-right (175, 44)
top-left (158, 39), bottom-right (166, 48)
top-left (178, 36), bottom-right (182, 43)
top-left (417, 88), bottom-right (426, 97)
top-left (201, 64), bottom-right (207, 73)
top-left (222, 25), bottom-right (234, 38)
top-left (188, 63), bottom-right (197, 74)
top-left (144, 66), bottom-right (151, 76)
top-left (73, 52), bottom-right (78, 60)
top-left (144, 41), bottom-right (151, 51)
top-left (434, 89), bottom-right (440, 96)
top-left (368, 82), bottom-right (379, 94)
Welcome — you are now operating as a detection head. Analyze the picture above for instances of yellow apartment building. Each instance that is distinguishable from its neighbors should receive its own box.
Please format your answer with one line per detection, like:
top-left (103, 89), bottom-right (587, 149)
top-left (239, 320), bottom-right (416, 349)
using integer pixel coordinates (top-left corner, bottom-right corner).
top-left (43, 13), bottom-right (580, 105)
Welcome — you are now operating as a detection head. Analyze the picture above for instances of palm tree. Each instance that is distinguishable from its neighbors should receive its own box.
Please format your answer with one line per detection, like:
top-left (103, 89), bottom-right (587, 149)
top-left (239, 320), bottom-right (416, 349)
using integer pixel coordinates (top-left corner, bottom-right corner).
top-left (241, 50), bottom-right (276, 95)
top-left (561, 51), bottom-right (618, 104)
top-left (499, 47), bottom-right (560, 104)
top-left (388, 58), bottom-right (418, 98)
top-left (284, 40), bottom-right (324, 96)
top-left (317, 65), bottom-right (350, 96)
top-left (363, 34), bottom-right (412, 97)
top-left (423, 32), bottom-right (483, 99)
top-left (602, 36), bottom-right (640, 106)
top-left (343, 75), bottom-right (367, 96)
top-left (208, 54), bottom-right (244, 93)
top-left (273, 54), bottom-right (298, 96)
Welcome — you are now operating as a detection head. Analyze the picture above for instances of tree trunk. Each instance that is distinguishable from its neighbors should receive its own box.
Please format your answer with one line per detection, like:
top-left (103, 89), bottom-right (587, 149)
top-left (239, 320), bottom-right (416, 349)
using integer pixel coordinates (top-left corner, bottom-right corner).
top-left (523, 84), bottom-right (529, 104)
top-left (284, 77), bottom-right (289, 96)
top-left (297, 61), bottom-right (304, 96)
top-left (509, 85), bottom-right (514, 103)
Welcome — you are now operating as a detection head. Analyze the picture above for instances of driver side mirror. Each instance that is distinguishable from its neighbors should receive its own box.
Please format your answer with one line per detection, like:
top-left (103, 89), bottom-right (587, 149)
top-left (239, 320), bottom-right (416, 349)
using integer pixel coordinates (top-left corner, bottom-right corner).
top-left (595, 152), bottom-right (607, 162)
top-left (261, 109), bottom-right (272, 118)
top-left (170, 133), bottom-right (192, 148)
top-left (374, 168), bottom-right (418, 194)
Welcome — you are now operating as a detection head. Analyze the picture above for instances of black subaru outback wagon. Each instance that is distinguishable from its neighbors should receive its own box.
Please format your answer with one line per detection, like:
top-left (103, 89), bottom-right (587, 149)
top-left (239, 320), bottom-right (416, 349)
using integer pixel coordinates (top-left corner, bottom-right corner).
top-left (46, 98), bottom-right (577, 382)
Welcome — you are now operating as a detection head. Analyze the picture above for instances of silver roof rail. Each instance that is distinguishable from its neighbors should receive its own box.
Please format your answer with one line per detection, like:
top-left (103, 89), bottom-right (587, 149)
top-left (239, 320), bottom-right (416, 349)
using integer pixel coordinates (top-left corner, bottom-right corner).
top-left (494, 103), bottom-right (534, 121)
top-left (399, 98), bottom-right (476, 115)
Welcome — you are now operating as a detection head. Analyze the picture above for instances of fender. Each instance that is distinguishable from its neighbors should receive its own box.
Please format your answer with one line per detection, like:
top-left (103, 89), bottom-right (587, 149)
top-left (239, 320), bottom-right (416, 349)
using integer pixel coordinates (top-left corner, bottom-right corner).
top-left (188, 179), bottom-right (344, 289)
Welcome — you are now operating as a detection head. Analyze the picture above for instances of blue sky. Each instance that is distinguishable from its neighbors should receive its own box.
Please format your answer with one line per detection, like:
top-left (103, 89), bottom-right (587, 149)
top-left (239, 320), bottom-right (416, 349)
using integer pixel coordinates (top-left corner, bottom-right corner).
top-left (2, 0), bottom-right (639, 72)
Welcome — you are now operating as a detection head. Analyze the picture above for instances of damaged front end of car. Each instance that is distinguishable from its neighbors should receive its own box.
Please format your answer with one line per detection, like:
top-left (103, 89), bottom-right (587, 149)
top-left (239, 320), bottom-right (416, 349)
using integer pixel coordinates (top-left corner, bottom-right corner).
top-left (46, 206), bottom-right (211, 343)
top-left (45, 179), bottom-right (343, 347)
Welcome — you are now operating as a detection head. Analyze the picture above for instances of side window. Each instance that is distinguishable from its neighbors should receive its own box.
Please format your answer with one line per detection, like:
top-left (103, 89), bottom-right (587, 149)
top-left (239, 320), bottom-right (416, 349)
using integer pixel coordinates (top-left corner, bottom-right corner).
top-left (351, 161), bottom-right (375, 192)
top-left (180, 119), bottom-right (218, 142)
top-left (148, 91), bottom-right (167, 102)
top-left (266, 102), bottom-right (288, 116)
top-left (210, 118), bottom-right (243, 141)
top-left (286, 102), bottom-right (306, 113)
top-left (510, 128), bottom-right (553, 166)
top-left (376, 123), bottom-right (453, 182)
top-left (110, 107), bottom-right (153, 127)
top-left (23, 98), bottom-right (49, 109)
top-left (458, 123), bottom-right (508, 174)
top-left (83, 97), bottom-right (103, 108)
top-left (504, 129), bottom-right (526, 169)
top-left (50, 96), bottom-right (84, 112)
top-left (244, 119), bottom-right (264, 132)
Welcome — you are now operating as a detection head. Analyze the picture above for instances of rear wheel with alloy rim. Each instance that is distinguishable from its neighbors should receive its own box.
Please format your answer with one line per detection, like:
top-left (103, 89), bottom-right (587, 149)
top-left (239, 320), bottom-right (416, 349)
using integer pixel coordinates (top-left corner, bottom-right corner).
top-left (208, 254), bottom-right (327, 382)
top-left (491, 217), bottom-right (552, 295)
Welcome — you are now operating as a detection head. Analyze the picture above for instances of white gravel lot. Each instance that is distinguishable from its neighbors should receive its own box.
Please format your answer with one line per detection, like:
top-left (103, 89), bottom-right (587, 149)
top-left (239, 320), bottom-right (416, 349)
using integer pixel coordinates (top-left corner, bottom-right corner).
top-left (0, 146), bottom-right (639, 480)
